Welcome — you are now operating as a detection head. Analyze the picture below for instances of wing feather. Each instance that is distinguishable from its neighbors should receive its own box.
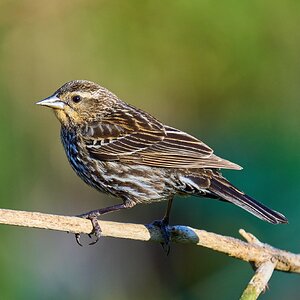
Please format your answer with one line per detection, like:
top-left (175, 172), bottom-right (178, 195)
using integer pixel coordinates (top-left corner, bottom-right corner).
top-left (81, 107), bottom-right (242, 170)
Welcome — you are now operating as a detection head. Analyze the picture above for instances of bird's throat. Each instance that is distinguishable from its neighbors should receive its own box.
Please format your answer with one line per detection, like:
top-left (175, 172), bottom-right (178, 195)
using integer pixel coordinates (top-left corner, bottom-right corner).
top-left (54, 109), bottom-right (70, 127)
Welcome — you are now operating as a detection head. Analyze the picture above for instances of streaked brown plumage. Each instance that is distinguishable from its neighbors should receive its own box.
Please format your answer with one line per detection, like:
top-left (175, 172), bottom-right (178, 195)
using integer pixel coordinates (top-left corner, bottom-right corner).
top-left (37, 80), bottom-right (287, 246)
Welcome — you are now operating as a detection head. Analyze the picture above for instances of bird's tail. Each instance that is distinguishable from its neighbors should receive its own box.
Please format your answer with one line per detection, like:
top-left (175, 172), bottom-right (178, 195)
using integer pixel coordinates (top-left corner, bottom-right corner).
top-left (208, 175), bottom-right (288, 224)
top-left (183, 172), bottom-right (288, 224)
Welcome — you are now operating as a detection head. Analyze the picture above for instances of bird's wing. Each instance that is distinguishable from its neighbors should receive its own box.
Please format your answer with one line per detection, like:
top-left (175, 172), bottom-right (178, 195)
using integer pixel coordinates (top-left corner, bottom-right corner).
top-left (81, 107), bottom-right (242, 170)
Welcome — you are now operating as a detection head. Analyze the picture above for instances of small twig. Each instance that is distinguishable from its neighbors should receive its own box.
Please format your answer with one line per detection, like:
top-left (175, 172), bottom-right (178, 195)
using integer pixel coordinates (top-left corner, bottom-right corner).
top-left (240, 229), bottom-right (263, 246)
top-left (239, 229), bottom-right (278, 299)
top-left (240, 258), bottom-right (277, 300)
top-left (0, 208), bottom-right (299, 275)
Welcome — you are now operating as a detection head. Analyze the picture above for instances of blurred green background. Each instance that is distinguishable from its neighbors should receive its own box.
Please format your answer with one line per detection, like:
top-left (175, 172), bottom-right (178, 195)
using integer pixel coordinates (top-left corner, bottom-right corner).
top-left (0, 0), bottom-right (299, 299)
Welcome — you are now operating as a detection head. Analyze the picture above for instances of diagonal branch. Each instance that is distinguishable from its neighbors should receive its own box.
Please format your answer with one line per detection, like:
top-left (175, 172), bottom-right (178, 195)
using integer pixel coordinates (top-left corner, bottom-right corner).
top-left (239, 230), bottom-right (278, 299)
top-left (0, 208), bottom-right (299, 274)
top-left (240, 258), bottom-right (277, 300)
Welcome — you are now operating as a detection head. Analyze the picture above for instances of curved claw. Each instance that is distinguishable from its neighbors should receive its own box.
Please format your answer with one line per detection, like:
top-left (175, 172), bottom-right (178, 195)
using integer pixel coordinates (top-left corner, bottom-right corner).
top-left (75, 233), bottom-right (83, 247)
top-left (89, 238), bottom-right (99, 246)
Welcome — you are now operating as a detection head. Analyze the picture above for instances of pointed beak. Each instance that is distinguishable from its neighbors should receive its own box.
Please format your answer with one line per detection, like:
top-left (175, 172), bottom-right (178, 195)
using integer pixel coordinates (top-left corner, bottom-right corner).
top-left (36, 95), bottom-right (65, 109)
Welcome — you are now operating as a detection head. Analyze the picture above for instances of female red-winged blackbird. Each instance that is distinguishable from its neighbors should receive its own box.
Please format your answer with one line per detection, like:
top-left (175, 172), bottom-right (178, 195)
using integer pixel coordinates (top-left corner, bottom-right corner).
top-left (37, 80), bottom-right (287, 247)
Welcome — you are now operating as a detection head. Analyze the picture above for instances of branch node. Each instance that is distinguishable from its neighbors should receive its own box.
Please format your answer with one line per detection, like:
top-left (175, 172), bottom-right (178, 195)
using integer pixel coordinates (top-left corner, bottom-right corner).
top-left (239, 229), bottom-right (262, 245)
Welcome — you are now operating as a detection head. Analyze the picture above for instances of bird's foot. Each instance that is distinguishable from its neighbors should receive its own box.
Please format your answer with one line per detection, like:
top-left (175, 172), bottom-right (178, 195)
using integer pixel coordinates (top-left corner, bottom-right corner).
top-left (74, 203), bottom-right (131, 246)
top-left (75, 212), bottom-right (102, 246)
top-left (152, 219), bottom-right (171, 255)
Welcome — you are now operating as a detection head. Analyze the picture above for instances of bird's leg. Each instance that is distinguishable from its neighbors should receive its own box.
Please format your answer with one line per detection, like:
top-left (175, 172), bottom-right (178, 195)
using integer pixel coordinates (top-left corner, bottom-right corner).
top-left (152, 197), bottom-right (174, 254)
top-left (75, 201), bottom-right (135, 246)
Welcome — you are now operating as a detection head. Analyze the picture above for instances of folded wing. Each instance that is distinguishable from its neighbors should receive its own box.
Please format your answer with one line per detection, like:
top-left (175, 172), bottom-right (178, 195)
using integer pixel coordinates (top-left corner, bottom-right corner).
top-left (81, 106), bottom-right (242, 170)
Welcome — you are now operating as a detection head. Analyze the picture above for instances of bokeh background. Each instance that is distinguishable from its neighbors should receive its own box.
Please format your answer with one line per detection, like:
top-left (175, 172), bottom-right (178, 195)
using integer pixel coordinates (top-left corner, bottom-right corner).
top-left (0, 0), bottom-right (299, 299)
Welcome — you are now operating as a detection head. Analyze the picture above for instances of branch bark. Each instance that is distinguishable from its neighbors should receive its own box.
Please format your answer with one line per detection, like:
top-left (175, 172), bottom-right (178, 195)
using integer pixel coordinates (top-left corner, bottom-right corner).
top-left (240, 258), bottom-right (277, 300)
top-left (239, 229), bottom-right (278, 299)
top-left (0, 208), bottom-right (299, 275)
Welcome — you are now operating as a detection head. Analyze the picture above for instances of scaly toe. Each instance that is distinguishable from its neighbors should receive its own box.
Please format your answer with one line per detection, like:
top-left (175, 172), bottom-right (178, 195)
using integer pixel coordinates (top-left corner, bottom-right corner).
top-left (88, 215), bottom-right (102, 245)
top-left (74, 213), bottom-right (102, 246)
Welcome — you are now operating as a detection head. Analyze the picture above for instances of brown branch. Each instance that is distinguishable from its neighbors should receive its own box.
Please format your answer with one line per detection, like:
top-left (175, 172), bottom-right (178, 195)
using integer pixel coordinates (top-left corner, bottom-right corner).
top-left (0, 208), bottom-right (299, 275)
top-left (239, 230), bottom-right (278, 299)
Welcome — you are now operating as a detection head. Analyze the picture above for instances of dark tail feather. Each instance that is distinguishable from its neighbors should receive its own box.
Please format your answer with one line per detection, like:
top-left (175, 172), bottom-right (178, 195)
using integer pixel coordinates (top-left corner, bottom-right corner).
top-left (208, 176), bottom-right (288, 224)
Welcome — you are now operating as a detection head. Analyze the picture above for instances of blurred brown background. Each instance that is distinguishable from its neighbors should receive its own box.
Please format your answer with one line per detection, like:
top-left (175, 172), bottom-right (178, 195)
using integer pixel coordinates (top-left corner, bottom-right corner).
top-left (0, 0), bottom-right (299, 299)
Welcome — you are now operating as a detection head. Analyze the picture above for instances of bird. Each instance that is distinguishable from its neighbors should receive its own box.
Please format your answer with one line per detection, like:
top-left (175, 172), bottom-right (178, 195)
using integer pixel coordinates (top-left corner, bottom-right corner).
top-left (36, 80), bottom-right (288, 249)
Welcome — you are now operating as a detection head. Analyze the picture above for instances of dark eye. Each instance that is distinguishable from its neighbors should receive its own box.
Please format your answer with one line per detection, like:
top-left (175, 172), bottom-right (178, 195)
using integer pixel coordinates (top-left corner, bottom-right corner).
top-left (72, 95), bottom-right (82, 103)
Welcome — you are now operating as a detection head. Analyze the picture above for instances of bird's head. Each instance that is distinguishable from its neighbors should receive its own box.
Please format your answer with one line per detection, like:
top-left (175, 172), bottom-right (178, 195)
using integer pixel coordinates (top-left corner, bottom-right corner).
top-left (36, 80), bottom-right (118, 127)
